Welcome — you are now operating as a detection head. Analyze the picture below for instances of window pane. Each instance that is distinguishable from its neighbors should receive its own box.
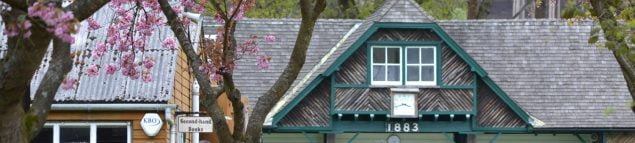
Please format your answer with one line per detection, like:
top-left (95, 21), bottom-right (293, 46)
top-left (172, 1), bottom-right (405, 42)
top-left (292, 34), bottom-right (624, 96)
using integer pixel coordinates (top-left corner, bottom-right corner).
top-left (31, 127), bottom-right (53, 143)
top-left (406, 66), bottom-right (419, 81)
top-left (387, 66), bottom-right (400, 81)
top-left (406, 48), bottom-right (419, 64)
top-left (61, 127), bottom-right (90, 143)
top-left (421, 66), bottom-right (435, 81)
top-left (373, 65), bottom-right (385, 81)
top-left (97, 127), bottom-right (127, 143)
top-left (421, 48), bottom-right (434, 64)
top-left (387, 48), bottom-right (400, 64)
top-left (372, 48), bottom-right (385, 63)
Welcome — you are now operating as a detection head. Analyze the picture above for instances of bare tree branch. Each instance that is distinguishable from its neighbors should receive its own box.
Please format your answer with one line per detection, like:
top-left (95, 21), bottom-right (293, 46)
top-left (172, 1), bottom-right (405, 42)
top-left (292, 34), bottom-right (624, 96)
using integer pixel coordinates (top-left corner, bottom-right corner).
top-left (1, 0), bottom-right (29, 11)
top-left (244, 0), bottom-right (327, 142)
top-left (156, 0), bottom-right (235, 142)
top-left (23, 38), bottom-right (73, 140)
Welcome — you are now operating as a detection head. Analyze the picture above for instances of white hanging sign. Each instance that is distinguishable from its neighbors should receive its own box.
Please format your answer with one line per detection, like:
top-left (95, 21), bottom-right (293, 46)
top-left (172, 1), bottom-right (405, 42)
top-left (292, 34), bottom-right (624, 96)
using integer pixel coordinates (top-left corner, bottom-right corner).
top-left (140, 113), bottom-right (163, 137)
top-left (177, 116), bottom-right (213, 133)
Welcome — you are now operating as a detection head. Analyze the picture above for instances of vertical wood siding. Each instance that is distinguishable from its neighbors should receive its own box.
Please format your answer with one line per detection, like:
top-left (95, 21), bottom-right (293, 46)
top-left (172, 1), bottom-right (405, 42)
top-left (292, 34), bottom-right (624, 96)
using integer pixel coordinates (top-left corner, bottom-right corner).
top-left (418, 89), bottom-right (473, 112)
top-left (279, 79), bottom-right (332, 127)
top-left (477, 80), bottom-right (525, 128)
top-left (442, 45), bottom-right (474, 85)
top-left (335, 48), bottom-right (367, 84)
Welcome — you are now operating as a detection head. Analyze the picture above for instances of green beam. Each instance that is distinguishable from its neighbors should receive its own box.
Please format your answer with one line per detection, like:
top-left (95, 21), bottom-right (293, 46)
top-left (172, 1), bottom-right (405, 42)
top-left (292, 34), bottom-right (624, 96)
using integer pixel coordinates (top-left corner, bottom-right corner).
top-left (347, 132), bottom-right (360, 143)
top-left (366, 40), bottom-right (441, 46)
top-left (443, 133), bottom-right (454, 143)
top-left (574, 133), bottom-right (587, 143)
top-left (440, 85), bottom-right (474, 89)
top-left (333, 84), bottom-right (368, 88)
top-left (490, 132), bottom-right (501, 143)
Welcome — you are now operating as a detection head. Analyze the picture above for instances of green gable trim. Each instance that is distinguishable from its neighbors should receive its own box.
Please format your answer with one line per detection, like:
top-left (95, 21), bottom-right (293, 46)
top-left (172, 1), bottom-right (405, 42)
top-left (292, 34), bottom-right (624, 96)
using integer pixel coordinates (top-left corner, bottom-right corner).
top-left (271, 22), bottom-right (531, 131)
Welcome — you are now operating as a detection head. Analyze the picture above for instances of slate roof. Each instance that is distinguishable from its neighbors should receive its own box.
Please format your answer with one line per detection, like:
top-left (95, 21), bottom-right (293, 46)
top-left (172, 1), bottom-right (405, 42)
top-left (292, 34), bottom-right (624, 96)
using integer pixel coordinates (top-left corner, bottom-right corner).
top-left (211, 0), bottom-right (635, 128)
top-left (202, 18), bottom-right (362, 107)
top-left (439, 20), bottom-right (635, 128)
top-left (0, 4), bottom-right (201, 102)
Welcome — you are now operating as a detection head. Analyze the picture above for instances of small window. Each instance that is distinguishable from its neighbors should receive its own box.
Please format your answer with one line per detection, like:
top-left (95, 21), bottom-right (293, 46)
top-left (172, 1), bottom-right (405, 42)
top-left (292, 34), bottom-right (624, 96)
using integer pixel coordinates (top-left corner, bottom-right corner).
top-left (371, 46), bottom-right (402, 85)
top-left (405, 46), bottom-right (436, 85)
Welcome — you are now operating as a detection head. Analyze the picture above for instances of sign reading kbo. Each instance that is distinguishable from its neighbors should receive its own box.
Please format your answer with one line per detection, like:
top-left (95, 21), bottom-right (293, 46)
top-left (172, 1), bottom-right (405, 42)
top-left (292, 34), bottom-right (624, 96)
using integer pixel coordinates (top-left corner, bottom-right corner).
top-left (177, 116), bottom-right (213, 133)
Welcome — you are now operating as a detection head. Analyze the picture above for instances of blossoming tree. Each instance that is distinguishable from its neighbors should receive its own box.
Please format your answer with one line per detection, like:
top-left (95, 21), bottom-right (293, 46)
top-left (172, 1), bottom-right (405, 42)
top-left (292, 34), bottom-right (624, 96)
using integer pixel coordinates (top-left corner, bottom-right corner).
top-left (0, 0), bottom-right (326, 142)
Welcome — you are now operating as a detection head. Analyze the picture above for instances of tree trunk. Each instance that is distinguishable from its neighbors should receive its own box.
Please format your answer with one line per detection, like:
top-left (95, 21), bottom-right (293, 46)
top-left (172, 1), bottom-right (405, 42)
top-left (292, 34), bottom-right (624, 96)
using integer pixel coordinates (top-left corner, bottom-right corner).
top-left (467, 0), bottom-right (479, 19)
top-left (0, 103), bottom-right (25, 143)
top-left (467, 0), bottom-right (492, 19)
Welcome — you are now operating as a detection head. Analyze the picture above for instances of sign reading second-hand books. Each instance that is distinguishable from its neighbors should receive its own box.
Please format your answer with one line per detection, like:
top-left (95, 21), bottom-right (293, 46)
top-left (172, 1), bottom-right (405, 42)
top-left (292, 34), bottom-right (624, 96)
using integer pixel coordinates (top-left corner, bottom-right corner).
top-left (177, 116), bottom-right (213, 133)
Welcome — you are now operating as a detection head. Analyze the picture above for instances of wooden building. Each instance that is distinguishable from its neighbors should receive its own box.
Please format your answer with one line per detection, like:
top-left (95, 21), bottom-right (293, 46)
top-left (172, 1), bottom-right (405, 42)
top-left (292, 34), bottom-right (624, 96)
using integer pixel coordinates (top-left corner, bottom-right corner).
top-left (203, 0), bottom-right (635, 142)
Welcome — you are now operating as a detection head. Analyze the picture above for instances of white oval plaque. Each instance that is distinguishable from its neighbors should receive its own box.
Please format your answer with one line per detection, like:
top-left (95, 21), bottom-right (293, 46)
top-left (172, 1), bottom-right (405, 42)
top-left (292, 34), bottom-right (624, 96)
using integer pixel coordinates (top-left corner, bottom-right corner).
top-left (140, 113), bottom-right (163, 137)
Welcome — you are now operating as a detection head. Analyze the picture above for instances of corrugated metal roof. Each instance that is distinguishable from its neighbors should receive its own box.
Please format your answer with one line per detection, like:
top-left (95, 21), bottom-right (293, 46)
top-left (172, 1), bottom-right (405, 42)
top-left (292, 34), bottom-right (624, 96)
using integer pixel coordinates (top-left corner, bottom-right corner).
top-left (1, 4), bottom-right (200, 103)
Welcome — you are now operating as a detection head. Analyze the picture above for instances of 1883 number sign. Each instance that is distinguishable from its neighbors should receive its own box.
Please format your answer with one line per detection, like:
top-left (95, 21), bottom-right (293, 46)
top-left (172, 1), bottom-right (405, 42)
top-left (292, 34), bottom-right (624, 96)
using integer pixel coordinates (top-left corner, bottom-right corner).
top-left (386, 122), bottom-right (419, 132)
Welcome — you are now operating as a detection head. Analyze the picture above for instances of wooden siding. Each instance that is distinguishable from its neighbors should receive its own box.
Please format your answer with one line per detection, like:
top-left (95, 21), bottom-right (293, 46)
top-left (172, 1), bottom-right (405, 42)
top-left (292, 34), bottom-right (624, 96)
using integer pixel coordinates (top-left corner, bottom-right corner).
top-left (418, 89), bottom-right (473, 112)
top-left (279, 78), bottom-right (331, 127)
top-left (442, 45), bottom-right (473, 85)
top-left (335, 88), bottom-right (472, 112)
top-left (170, 49), bottom-right (193, 112)
top-left (608, 132), bottom-right (635, 143)
top-left (335, 47), bottom-right (367, 84)
top-left (335, 88), bottom-right (391, 111)
top-left (476, 80), bottom-right (525, 128)
top-left (368, 29), bottom-right (441, 41)
top-left (47, 111), bottom-right (168, 143)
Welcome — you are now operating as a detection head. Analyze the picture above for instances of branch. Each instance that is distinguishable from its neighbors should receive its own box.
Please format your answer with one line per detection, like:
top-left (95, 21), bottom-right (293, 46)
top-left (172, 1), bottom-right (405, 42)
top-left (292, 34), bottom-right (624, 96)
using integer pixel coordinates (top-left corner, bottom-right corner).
top-left (210, 0), bottom-right (229, 20)
top-left (63, 0), bottom-right (111, 21)
top-left (2, 0), bottom-right (28, 11)
top-left (23, 38), bottom-right (73, 140)
top-left (156, 0), bottom-right (234, 142)
top-left (245, 0), bottom-right (326, 142)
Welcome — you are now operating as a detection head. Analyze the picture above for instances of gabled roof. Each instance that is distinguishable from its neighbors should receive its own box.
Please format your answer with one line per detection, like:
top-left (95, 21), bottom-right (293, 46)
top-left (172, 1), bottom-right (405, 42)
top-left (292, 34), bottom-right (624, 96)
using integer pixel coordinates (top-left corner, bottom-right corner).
top-left (0, 4), bottom-right (201, 103)
top-left (440, 19), bottom-right (635, 128)
top-left (201, 0), bottom-right (635, 129)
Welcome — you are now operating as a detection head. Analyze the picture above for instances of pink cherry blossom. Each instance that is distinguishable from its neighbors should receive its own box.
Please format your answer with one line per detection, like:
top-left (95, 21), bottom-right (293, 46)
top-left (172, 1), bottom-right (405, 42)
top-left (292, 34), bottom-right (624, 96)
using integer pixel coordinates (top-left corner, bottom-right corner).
top-left (142, 73), bottom-right (153, 83)
top-left (91, 42), bottom-right (107, 60)
top-left (87, 18), bottom-right (101, 31)
top-left (105, 64), bottom-right (118, 75)
top-left (162, 37), bottom-right (177, 49)
top-left (142, 57), bottom-right (155, 69)
top-left (257, 55), bottom-right (270, 69)
top-left (85, 64), bottom-right (99, 77)
top-left (264, 35), bottom-right (276, 43)
top-left (61, 78), bottom-right (77, 90)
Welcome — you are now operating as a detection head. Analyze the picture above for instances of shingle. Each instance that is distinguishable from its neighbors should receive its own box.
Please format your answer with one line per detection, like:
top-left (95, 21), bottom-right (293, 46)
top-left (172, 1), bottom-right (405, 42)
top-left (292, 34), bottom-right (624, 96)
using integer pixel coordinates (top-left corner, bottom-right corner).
top-left (439, 19), bottom-right (635, 128)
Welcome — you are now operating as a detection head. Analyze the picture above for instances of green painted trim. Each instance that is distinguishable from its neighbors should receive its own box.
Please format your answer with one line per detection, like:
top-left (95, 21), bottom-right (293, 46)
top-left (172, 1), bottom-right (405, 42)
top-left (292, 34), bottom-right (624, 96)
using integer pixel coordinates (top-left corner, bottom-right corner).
top-left (440, 85), bottom-right (473, 89)
top-left (602, 132), bottom-right (608, 143)
top-left (333, 110), bottom-right (473, 115)
top-left (490, 132), bottom-right (501, 143)
top-left (473, 128), bottom-right (528, 132)
top-left (574, 133), bottom-right (587, 143)
top-left (331, 75), bottom-right (336, 115)
top-left (481, 76), bottom-right (530, 123)
top-left (272, 75), bottom-right (327, 126)
top-left (436, 43), bottom-right (443, 86)
top-left (402, 45), bottom-right (406, 85)
top-left (272, 127), bottom-right (331, 132)
top-left (366, 40), bottom-right (441, 45)
top-left (366, 44), bottom-right (372, 85)
top-left (333, 84), bottom-right (369, 88)
top-left (472, 75), bottom-right (478, 120)
top-left (331, 120), bottom-right (471, 133)
top-left (347, 132), bottom-right (360, 143)
top-left (302, 132), bottom-right (317, 143)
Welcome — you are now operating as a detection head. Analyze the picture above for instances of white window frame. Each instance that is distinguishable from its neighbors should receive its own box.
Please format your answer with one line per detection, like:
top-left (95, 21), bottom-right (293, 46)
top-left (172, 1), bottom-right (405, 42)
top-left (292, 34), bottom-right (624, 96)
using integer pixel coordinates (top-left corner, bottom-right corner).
top-left (405, 46), bottom-right (436, 86)
top-left (43, 122), bottom-right (132, 143)
top-left (370, 46), bottom-right (402, 85)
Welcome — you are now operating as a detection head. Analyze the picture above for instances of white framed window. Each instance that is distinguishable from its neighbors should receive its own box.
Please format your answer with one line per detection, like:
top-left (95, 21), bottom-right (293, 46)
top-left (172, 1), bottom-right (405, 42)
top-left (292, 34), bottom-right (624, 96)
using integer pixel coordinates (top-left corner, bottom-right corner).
top-left (405, 46), bottom-right (436, 85)
top-left (31, 122), bottom-right (131, 143)
top-left (371, 46), bottom-right (402, 85)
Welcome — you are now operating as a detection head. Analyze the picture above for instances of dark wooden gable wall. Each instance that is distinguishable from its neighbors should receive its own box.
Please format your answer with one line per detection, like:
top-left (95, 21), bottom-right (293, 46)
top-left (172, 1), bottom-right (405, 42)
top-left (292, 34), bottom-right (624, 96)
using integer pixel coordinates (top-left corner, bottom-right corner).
top-left (476, 80), bottom-right (526, 128)
top-left (278, 78), bottom-right (332, 127)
